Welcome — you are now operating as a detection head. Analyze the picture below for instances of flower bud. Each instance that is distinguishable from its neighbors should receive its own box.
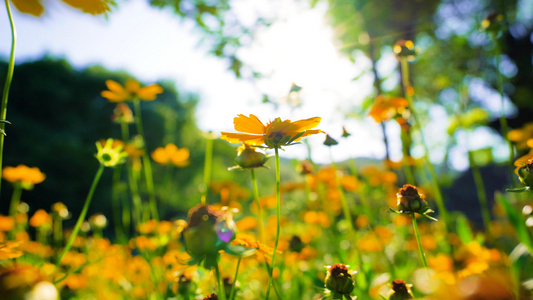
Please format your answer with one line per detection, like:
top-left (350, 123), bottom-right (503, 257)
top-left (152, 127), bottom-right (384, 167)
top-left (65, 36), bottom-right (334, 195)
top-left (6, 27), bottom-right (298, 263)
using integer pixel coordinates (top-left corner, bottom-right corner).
top-left (388, 279), bottom-right (413, 300)
top-left (516, 161), bottom-right (533, 188)
top-left (323, 134), bottom-right (339, 146)
top-left (394, 40), bottom-right (417, 61)
top-left (234, 144), bottom-right (269, 169)
top-left (396, 184), bottom-right (428, 214)
top-left (325, 264), bottom-right (356, 297)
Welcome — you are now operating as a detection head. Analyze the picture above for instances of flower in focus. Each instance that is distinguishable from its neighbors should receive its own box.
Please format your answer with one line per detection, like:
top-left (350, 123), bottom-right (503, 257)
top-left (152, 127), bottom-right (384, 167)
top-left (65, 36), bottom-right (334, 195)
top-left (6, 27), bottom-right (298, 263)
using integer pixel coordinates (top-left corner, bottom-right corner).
top-left (391, 184), bottom-right (436, 221)
top-left (509, 150), bottom-right (533, 192)
top-left (2, 165), bottom-right (45, 190)
top-left (95, 138), bottom-right (128, 167)
top-left (229, 143), bottom-right (269, 170)
top-left (324, 263), bottom-right (357, 299)
top-left (368, 95), bottom-right (408, 123)
top-left (220, 114), bottom-right (323, 149)
top-left (101, 79), bottom-right (163, 102)
top-left (151, 143), bottom-right (190, 167)
top-left (387, 279), bottom-right (413, 300)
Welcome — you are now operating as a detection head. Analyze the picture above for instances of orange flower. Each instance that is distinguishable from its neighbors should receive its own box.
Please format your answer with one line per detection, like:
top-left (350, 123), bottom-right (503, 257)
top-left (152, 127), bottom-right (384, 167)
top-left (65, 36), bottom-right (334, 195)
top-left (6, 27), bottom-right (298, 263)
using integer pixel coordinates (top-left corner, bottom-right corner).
top-left (0, 241), bottom-right (23, 259)
top-left (101, 79), bottom-right (163, 103)
top-left (151, 143), bottom-right (190, 167)
top-left (29, 209), bottom-right (52, 228)
top-left (368, 95), bottom-right (408, 123)
top-left (10, 0), bottom-right (115, 17)
top-left (221, 114), bottom-right (323, 148)
top-left (2, 165), bottom-right (45, 188)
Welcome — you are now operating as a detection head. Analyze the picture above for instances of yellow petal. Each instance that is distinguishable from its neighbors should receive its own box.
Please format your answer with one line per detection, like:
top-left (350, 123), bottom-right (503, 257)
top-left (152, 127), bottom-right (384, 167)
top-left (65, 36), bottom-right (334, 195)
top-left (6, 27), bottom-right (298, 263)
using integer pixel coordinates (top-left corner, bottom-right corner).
top-left (234, 114), bottom-right (266, 134)
top-left (125, 79), bottom-right (140, 93)
top-left (60, 0), bottom-right (114, 15)
top-left (151, 148), bottom-right (170, 164)
top-left (11, 0), bottom-right (45, 17)
top-left (105, 80), bottom-right (125, 93)
top-left (137, 84), bottom-right (163, 101)
top-left (220, 132), bottom-right (265, 145)
top-left (292, 117), bottom-right (321, 132)
top-left (101, 91), bottom-right (127, 102)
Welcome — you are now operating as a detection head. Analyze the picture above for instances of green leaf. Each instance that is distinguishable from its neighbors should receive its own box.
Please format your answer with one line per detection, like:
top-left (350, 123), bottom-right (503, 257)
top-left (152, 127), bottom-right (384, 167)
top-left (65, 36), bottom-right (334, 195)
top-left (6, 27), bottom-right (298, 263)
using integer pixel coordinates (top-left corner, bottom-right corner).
top-left (456, 214), bottom-right (474, 244)
top-left (506, 187), bottom-right (530, 193)
top-left (495, 193), bottom-right (533, 253)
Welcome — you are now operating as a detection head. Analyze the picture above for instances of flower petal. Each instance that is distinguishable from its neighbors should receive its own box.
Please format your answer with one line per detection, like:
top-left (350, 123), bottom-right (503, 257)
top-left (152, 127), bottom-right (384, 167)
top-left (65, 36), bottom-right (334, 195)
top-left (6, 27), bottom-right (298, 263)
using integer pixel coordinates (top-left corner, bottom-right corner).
top-left (11, 0), bottom-right (44, 17)
top-left (291, 117), bottom-right (321, 132)
top-left (234, 114), bottom-right (266, 134)
top-left (105, 80), bottom-right (125, 93)
top-left (137, 84), bottom-right (163, 101)
top-left (220, 132), bottom-right (264, 145)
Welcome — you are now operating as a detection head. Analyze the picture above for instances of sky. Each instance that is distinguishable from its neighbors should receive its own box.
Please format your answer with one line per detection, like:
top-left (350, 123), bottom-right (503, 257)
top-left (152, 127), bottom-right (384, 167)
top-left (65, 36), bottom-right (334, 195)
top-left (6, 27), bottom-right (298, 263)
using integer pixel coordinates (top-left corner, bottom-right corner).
top-left (0, 0), bottom-right (510, 169)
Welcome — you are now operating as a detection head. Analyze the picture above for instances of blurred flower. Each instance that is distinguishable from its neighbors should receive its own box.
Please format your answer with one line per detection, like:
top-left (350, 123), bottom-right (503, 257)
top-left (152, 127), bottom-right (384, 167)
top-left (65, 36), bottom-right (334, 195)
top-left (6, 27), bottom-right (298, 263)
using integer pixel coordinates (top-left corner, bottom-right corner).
top-left (151, 143), bottom-right (190, 167)
top-left (323, 134), bottom-right (338, 146)
top-left (10, 0), bottom-right (115, 17)
top-left (325, 263), bottom-right (356, 298)
top-left (297, 160), bottom-right (314, 175)
top-left (387, 279), bottom-right (413, 300)
top-left (95, 138), bottom-right (128, 167)
top-left (89, 213), bottom-right (107, 229)
top-left (341, 126), bottom-right (351, 138)
top-left (508, 122), bottom-right (533, 150)
top-left (481, 13), bottom-right (504, 33)
top-left (29, 209), bottom-right (52, 228)
top-left (447, 108), bottom-right (489, 136)
top-left (221, 114), bottom-right (323, 149)
top-left (2, 165), bottom-right (45, 190)
top-left (394, 40), bottom-right (418, 60)
top-left (230, 143), bottom-right (269, 170)
top-left (111, 103), bottom-right (134, 124)
top-left (101, 79), bottom-right (163, 102)
top-left (0, 241), bottom-right (23, 259)
top-left (0, 216), bottom-right (15, 232)
top-left (231, 233), bottom-right (276, 263)
top-left (203, 293), bottom-right (218, 300)
top-left (51, 202), bottom-right (69, 220)
top-left (368, 95), bottom-right (408, 123)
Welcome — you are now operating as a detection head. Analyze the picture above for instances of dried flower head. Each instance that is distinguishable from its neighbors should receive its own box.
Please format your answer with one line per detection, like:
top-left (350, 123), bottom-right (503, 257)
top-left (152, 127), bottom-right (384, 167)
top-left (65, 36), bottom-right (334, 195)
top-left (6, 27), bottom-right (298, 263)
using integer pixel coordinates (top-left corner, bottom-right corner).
top-left (325, 263), bottom-right (356, 298)
top-left (390, 184), bottom-right (436, 221)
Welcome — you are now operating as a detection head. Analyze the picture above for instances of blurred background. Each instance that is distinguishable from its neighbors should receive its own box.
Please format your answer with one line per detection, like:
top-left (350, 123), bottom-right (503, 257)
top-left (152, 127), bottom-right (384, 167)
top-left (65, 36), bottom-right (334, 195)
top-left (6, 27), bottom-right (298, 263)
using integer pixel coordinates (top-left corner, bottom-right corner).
top-left (0, 0), bottom-right (532, 230)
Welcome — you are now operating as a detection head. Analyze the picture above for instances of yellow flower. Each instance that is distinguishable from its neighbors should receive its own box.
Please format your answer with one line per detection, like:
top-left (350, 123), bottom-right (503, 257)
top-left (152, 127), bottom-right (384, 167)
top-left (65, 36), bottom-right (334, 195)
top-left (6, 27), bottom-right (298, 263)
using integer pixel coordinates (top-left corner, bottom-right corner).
top-left (220, 114), bottom-right (323, 148)
top-left (29, 209), bottom-right (52, 228)
top-left (2, 165), bottom-right (45, 189)
top-left (95, 138), bottom-right (128, 167)
top-left (368, 95), bottom-right (408, 123)
top-left (151, 143), bottom-right (190, 167)
top-left (10, 0), bottom-right (115, 17)
top-left (508, 122), bottom-right (533, 150)
top-left (0, 241), bottom-right (23, 259)
top-left (101, 79), bottom-right (163, 103)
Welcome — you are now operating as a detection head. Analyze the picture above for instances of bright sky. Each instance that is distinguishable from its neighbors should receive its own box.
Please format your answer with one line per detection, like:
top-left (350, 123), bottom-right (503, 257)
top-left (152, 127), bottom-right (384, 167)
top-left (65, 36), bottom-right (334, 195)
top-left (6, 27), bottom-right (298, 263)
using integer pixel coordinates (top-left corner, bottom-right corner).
top-left (0, 0), bottom-right (506, 169)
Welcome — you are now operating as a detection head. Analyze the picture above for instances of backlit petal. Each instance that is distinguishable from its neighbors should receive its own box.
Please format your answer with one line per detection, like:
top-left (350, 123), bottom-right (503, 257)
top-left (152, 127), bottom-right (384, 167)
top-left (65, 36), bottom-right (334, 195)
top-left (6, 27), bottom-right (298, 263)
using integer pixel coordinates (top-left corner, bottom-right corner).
top-left (101, 90), bottom-right (128, 102)
top-left (234, 114), bottom-right (266, 134)
top-left (291, 117), bottom-right (321, 132)
top-left (105, 80), bottom-right (125, 93)
top-left (137, 84), bottom-right (164, 101)
top-left (11, 0), bottom-right (44, 17)
top-left (220, 132), bottom-right (265, 145)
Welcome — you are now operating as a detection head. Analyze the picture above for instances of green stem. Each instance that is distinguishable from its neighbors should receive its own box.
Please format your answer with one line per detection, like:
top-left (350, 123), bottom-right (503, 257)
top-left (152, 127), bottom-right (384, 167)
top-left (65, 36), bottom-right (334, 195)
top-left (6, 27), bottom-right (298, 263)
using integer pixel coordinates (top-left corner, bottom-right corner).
top-left (201, 136), bottom-right (214, 205)
top-left (127, 161), bottom-right (142, 226)
top-left (411, 213), bottom-right (428, 269)
top-left (0, 0), bottom-right (16, 196)
top-left (493, 35), bottom-right (515, 183)
top-left (111, 165), bottom-right (125, 241)
top-left (133, 100), bottom-right (158, 221)
top-left (229, 257), bottom-right (242, 300)
top-left (330, 149), bottom-right (355, 236)
top-left (400, 57), bottom-right (449, 234)
top-left (8, 182), bottom-right (22, 218)
top-left (215, 261), bottom-right (227, 300)
top-left (56, 164), bottom-right (105, 266)
top-left (251, 169), bottom-right (265, 243)
top-left (265, 147), bottom-right (282, 300)
top-left (468, 151), bottom-right (492, 236)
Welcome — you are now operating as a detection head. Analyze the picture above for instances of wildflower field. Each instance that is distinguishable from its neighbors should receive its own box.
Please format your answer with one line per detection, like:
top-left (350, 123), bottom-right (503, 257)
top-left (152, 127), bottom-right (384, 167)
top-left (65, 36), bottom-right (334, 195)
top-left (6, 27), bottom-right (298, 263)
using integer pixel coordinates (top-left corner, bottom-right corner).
top-left (1, 0), bottom-right (533, 299)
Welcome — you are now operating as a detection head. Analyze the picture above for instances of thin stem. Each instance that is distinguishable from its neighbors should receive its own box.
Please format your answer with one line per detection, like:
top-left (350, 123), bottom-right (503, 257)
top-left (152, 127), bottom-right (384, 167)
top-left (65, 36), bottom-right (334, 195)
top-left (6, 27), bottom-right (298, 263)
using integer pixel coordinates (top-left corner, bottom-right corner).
top-left (493, 35), bottom-right (515, 183)
top-left (411, 213), bottom-right (428, 269)
top-left (330, 148), bottom-right (355, 236)
top-left (229, 257), bottom-right (242, 300)
top-left (468, 151), bottom-right (492, 236)
top-left (56, 164), bottom-right (105, 266)
top-left (0, 0), bottom-right (17, 196)
top-left (215, 261), bottom-right (227, 300)
top-left (265, 147), bottom-right (282, 300)
top-left (111, 165), bottom-right (125, 241)
top-left (400, 57), bottom-right (449, 234)
top-left (133, 100), bottom-right (158, 221)
top-left (201, 136), bottom-right (214, 205)
top-left (8, 182), bottom-right (22, 217)
top-left (251, 169), bottom-right (265, 243)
